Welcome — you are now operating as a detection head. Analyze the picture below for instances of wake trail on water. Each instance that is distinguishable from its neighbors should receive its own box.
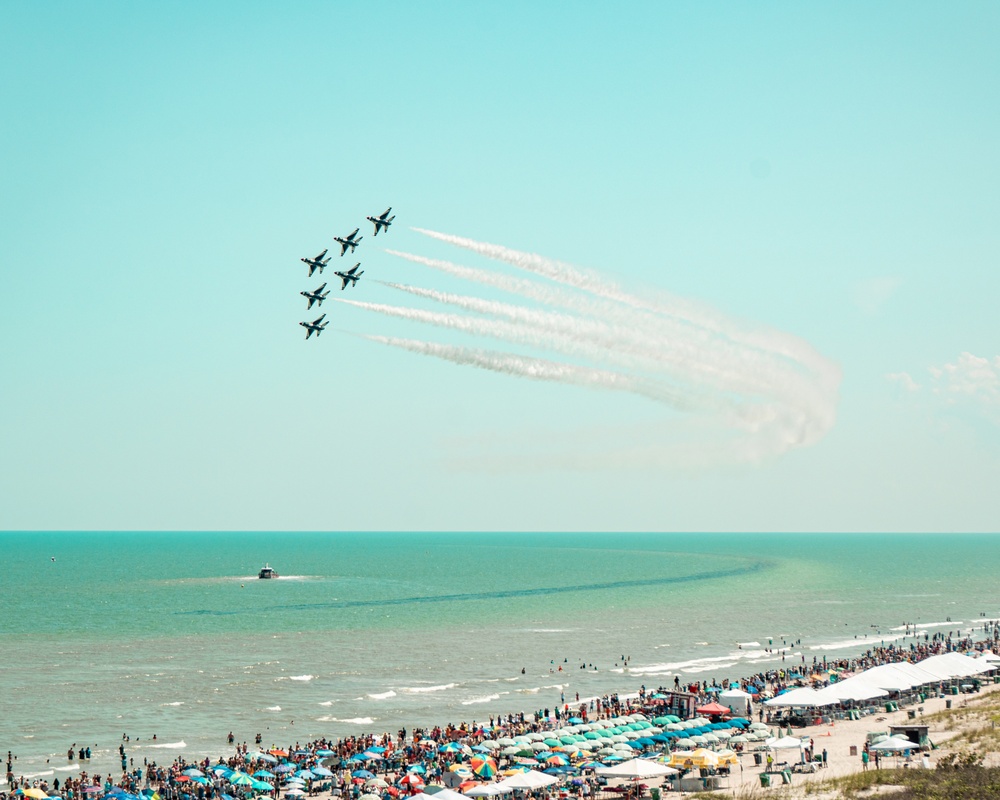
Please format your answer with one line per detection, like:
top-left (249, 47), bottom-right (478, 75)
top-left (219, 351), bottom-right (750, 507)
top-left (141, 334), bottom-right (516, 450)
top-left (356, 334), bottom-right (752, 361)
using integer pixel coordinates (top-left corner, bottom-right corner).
top-left (348, 230), bottom-right (841, 466)
top-left (176, 560), bottom-right (771, 616)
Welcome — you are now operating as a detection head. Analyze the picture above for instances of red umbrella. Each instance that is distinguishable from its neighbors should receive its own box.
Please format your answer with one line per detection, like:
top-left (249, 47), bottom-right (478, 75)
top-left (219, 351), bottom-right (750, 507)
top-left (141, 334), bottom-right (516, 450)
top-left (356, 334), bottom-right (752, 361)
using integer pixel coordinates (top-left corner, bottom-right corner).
top-left (695, 702), bottom-right (732, 716)
top-left (398, 774), bottom-right (424, 792)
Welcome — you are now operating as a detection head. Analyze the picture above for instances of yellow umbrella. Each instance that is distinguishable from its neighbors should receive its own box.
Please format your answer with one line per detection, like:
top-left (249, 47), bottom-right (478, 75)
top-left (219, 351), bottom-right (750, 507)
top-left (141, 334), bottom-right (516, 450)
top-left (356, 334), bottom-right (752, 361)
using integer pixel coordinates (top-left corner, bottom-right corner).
top-left (23, 790), bottom-right (49, 800)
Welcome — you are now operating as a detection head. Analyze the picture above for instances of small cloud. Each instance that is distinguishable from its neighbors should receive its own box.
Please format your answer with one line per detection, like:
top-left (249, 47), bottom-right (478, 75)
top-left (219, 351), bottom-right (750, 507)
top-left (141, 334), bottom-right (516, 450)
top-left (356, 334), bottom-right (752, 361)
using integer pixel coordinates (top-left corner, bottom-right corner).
top-left (924, 352), bottom-right (1000, 425)
top-left (929, 352), bottom-right (1000, 404)
top-left (853, 277), bottom-right (901, 315)
top-left (886, 371), bottom-right (920, 392)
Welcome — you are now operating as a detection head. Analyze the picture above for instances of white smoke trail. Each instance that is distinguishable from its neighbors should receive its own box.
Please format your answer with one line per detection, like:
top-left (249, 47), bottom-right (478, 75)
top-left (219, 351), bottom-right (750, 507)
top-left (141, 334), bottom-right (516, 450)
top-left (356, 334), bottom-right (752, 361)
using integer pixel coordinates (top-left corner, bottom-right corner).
top-left (340, 297), bottom-right (700, 410)
top-left (412, 227), bottom-right (839, 386)
top-left (378, 275), bottom-right (831, 427)
top-left (345, 230), bottom-right (842, 464)
top-left (409, 229), bottom-right (841, 450)
top-left (363, 335), bottom-right (696, 410)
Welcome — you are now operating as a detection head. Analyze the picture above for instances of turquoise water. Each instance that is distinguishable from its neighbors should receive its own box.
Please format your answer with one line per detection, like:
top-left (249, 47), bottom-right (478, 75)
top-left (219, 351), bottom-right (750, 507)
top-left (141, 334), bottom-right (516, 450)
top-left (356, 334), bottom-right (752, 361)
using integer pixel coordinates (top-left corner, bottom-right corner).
top-left (2, 532), bottom-right (997, 780)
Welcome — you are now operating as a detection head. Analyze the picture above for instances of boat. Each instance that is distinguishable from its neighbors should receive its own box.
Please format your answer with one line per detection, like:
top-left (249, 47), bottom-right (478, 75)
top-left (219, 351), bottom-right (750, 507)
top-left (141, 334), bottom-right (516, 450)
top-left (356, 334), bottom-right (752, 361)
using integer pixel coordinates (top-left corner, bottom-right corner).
top-left (258, 563), bottom-right (278, 579)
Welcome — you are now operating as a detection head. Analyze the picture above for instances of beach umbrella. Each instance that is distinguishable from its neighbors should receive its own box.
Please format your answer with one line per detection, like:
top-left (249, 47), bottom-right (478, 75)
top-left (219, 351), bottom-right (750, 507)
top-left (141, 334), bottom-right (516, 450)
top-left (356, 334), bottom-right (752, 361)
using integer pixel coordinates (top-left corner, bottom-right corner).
top-left (544, 754), bottom-right (569, 767)
top-left (543, 739), bottom-right (561, 748)
top-left (352, 771), bottom-right (376, 780)
top-left (253, 771), bottom-right (275, 778)
top-left (399, 774), bottom-right (425, 791)
top-left (366, 779), bottom-right (390, 790)
top-left (313, 767), bottom-right (334, 777)
top-left (284, 790), bottom-right (306, 798)
top-left (253, 753), bottom-right (279, 764)
top-left (470, 757), bottom-right (497, 779)
top-left (22, 791), bottom-right (49, 800)
top-left (359, 794), bottom-right (382, 800)
top-left (296, 770), bottom-right (316, 779)
top-left (500, 747), bottom-right (521, 756)
top-left (270, 750), bottom-right (289, 757)
top-left (275, 764), bottom-right (297, 774)
top-left (250, 780), bottom-right (274, 792)
top-left (229, 774), bottom-right (254, 787)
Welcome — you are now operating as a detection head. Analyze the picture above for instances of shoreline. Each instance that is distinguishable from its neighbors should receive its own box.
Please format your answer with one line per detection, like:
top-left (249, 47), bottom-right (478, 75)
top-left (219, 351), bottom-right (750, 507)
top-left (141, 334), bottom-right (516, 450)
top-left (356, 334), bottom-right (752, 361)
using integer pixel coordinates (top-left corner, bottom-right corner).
top-left (5, 632), bottom-right (998, 800)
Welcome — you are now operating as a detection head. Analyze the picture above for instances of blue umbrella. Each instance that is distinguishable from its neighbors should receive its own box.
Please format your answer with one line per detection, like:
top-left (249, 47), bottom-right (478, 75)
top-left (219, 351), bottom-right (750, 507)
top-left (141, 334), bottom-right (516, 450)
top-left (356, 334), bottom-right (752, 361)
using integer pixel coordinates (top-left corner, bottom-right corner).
top-left (312, 767), bottom-right (334, 778)
top-left (352, 771), bottom-right (375, 780)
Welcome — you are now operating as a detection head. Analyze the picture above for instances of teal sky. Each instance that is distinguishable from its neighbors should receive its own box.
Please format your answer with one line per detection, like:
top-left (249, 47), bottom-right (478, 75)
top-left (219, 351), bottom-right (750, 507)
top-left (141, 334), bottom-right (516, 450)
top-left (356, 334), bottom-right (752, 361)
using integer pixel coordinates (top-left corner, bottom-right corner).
top-left (2, 2), bottom-right (998, 532)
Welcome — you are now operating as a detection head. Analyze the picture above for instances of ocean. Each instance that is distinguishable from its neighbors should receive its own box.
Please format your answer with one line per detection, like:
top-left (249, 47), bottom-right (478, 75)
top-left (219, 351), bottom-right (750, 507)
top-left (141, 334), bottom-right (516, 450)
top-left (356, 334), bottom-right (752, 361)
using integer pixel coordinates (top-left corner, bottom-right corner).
top-left (2, 532), bottom-right (997, 781)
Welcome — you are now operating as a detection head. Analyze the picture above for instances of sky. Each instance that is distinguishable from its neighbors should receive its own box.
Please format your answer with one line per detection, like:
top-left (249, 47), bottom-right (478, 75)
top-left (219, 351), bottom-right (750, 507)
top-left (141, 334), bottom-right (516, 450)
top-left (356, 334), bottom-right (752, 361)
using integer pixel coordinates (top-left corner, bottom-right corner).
top-left (2, 2), bottom-right (998, 532)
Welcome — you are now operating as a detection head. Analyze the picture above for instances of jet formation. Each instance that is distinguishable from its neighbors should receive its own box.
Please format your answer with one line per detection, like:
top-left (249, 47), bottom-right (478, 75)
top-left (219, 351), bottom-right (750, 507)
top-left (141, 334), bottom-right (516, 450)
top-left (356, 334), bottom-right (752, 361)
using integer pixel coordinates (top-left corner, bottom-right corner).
top-left (297, 208), bottom-right (392, 339)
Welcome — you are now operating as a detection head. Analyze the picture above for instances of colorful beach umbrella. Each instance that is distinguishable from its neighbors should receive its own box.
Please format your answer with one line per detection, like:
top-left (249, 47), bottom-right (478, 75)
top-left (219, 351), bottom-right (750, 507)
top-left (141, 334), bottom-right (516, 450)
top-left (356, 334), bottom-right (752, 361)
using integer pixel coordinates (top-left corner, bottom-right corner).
top-left (469, 756), bottom-right (497, 779)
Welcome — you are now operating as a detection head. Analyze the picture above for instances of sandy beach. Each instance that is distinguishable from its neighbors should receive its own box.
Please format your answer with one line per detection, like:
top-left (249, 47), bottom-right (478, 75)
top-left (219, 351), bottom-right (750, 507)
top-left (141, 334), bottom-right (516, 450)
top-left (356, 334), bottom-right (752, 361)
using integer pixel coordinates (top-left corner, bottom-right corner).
top-left (651, 679), bottom-right (1000, 797)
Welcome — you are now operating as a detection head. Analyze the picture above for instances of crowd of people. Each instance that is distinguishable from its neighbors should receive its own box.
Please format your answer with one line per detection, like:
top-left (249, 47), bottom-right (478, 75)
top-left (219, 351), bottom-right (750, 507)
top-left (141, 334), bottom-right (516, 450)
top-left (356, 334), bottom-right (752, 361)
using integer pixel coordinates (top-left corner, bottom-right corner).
top-left (4, 627), bottom-right (997, 800)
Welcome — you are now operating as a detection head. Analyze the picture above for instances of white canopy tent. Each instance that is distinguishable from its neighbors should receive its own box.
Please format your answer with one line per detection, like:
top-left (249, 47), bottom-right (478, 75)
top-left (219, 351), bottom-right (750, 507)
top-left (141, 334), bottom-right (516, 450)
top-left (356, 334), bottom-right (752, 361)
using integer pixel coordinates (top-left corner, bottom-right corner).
top-left (869, 736), bottom-right (917, 752)
top-left (719, 688), bottom-right (753, 716)
top-left (764, 687), bottom-right (837, 707)
top-left (595, 759), bottom-right (678, 779)
top-left (463, 786), bottom-right (512, 797)
top-left (818, 678), bottom-right (887, 702)
top-left (495, 771), bottom-right (559, 790)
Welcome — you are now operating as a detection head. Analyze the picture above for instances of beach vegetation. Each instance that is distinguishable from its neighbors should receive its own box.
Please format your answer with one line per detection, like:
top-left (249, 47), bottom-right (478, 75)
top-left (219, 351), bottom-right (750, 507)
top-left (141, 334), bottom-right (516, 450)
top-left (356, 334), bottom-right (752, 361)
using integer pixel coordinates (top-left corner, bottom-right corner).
top-left (801, 761), bottom-right (1000, 799)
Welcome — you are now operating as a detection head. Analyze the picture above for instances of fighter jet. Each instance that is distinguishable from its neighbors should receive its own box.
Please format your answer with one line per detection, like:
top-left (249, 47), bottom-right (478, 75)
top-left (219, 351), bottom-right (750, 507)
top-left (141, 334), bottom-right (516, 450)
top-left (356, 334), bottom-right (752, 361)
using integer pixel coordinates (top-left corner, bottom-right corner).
top-left (334, 263), bottom-right (364, 290)
top-left (334, 227), bottom-right (363, 256)
top-left (300, 314), bottom-right (328, 340)
top-left (300, 283), bottom-right (330, 310)
top-left (366, 207), bottom-right (395, 236)
top-left (300, 249), bottom-right (330, 277)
